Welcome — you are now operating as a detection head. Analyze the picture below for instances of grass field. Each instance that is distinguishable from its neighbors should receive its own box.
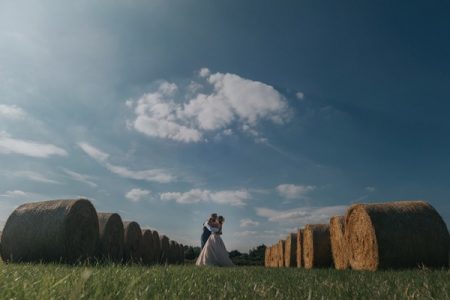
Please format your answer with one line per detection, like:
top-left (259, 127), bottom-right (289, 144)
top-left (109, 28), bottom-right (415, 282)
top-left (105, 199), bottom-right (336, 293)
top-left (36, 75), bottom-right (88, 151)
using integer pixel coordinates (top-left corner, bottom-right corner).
top-left (0, 262), bottom-right (448, 299)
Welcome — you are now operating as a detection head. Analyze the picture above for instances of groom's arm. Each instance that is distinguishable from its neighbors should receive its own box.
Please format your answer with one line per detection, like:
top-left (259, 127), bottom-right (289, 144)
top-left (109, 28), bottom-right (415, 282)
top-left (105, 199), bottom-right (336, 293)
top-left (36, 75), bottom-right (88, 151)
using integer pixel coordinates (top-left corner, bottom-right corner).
top-left (204, 221), bottom-right (220, 233)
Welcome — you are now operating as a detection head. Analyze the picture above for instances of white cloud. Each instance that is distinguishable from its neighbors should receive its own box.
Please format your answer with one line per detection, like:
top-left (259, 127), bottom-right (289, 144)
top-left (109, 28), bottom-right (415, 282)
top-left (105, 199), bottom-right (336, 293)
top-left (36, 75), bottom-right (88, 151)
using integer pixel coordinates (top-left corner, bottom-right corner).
top-left (277, 184), bottom-right (315, 199)
top-left (296, 92), bottom-right (305, 100)
top-left (14, 171), bottom-right (60, 184)
top-left (105, 163), bottom-right (174, 183)
top-left (125, 99), bottom-right (134, 108)
top-left (62, 168), bottom-right (97, 188)
top-left (125, 188), bottom-right (151, 202)
top-left (0, 131), bottom-right (67, 158)
top-left (199, 67), bottom-right (210, 77)
top-left (78, 142), bottom-right (109, 162)
top-left (160, 189), bottom-right (250, 207)
top-left (158, 81), bottom-right (178, 95)
top-left (133, 92), bottom-right (203, 142)
top-left (256, 205), bottom-right (347, 227)
top-left (0, 104), bottom-right (26, 119)
top-left (223, 129), bottom-right (233, 136)
top-left (240, 218), bottom-right (260, 227)
top-left (78, 142), bottom-right (175, 183)
top-left (129, 69), bottom-right (290, 143)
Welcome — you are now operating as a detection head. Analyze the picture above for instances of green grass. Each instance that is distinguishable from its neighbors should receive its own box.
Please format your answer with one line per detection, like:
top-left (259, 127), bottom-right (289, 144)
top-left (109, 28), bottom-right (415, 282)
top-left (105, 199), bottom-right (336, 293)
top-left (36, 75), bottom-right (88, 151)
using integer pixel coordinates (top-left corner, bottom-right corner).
top-left (0, 262), bottom-right (448, 299)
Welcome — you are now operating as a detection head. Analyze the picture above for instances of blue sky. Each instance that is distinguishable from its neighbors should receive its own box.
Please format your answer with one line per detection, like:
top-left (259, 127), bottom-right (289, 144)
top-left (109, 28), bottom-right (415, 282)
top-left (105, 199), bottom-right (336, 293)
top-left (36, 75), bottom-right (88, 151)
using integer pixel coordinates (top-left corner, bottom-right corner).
top-left (0, 1), bottom-right (449, 251)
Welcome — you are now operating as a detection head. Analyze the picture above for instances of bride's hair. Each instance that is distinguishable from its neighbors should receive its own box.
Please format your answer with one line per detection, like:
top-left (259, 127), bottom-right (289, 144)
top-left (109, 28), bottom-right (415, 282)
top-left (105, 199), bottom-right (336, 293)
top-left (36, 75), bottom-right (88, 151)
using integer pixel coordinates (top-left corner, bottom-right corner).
top-left (218, 216), bottom-right (225, 224)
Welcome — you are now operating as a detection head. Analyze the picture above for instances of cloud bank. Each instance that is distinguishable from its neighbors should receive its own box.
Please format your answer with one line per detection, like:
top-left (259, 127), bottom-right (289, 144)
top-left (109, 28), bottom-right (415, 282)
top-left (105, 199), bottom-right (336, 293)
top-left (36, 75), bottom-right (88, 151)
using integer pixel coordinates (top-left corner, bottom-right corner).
top-left (126, 188), bottom-right (151, 202)
top-left (277, 184), bottom-right (315, 199)
top-left (128, 68), bottom-right (290, 143)
top-left (160, 188), bottom-right (251, 207)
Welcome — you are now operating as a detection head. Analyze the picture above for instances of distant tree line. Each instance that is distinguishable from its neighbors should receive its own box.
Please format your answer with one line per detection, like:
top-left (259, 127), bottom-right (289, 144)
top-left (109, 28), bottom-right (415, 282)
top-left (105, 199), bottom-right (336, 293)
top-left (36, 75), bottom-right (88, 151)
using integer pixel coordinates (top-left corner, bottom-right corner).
top-left (183, 244), bottom-right (266, 266)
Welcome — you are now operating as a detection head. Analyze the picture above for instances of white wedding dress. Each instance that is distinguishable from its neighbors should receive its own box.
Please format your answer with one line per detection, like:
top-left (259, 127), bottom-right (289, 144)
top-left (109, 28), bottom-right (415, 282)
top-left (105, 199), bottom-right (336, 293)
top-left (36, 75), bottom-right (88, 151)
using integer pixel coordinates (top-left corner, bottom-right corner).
top-left (196, 233), bottom-right (234, 267)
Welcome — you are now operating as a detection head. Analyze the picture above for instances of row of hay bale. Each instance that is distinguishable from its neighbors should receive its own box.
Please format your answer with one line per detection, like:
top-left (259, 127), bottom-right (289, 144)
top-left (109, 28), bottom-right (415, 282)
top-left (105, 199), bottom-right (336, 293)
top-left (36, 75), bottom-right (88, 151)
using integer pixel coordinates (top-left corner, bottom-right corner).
top-left (0, 198), bottom-right (186, 265)
top-left (265, 200), bottom-right (450, 271)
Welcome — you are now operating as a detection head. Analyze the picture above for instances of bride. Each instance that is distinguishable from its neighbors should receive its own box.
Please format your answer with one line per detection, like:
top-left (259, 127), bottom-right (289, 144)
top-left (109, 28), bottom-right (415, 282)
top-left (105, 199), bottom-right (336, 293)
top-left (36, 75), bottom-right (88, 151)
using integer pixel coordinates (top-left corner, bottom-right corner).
top-left (196, 216), bottom-right (234, 267)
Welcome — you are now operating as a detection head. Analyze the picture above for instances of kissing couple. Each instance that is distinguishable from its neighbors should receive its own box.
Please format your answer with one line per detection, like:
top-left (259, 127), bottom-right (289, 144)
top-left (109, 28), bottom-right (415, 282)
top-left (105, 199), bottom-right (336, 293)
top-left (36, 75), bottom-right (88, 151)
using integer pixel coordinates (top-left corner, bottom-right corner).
top-left (195, 213), bottom-right (234, 267)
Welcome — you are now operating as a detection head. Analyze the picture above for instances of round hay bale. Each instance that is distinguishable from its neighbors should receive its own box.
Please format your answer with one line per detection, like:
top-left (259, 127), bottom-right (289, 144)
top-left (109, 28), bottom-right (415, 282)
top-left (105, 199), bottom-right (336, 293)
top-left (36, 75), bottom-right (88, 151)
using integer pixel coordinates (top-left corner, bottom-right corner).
top-left (345, 201), bottom-right (450, 271)
top-left (330, 215), bottom-right (348, 270)
top-left (284, 233), bottom-right (297, 267)
top-left (96, 213), bottom-right (124, 263)
top-left (271, 245), bottom-right (277, 267)
top-left (265, 247), bottom-right (270, 267)
top-left (296, 229), bottom-right (304, 268)
top-left (152, 230), bottom-right (161, 263)
top-left (1, 199), bottom-right (98, 263)
top-left (303, 224), bottom-right (332, 269)
top-left (277, 240), bottom-right (285, 267)
top-left (139, 229), bottom-right (154, 265)
top-left (268, 245), bottom-right (273, 267)
top-left (123, 221), bottom-right (142, 263)
top-left (160, 235), bottom-right (170, 264)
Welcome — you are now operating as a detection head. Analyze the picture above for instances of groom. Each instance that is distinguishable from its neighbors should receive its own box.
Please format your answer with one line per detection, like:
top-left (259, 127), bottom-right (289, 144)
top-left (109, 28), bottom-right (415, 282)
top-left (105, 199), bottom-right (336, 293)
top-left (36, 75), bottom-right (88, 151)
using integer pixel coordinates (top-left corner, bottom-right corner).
top-left (201, 213), bottom-right (220, 249)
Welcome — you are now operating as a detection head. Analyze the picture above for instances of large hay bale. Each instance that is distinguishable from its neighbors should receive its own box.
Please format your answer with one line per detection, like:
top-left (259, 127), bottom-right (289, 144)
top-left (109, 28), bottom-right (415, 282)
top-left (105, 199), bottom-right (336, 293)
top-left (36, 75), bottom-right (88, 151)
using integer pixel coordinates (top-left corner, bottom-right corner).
top-left (330, 215), bottom-right (348, 270)
top-left (296, 229), bottom-right (304, 268)
top-left (345, 201), bottom-right (450, 271)
top-left (284, 233), bottom-right (297, 267)
top-left (139, 229), bottom-right (154, 265)
top-left (272, 245), bottom-right (278, 267)
top-left (277, 240), bottom-right (285, 267)
top-left (1, 199), bottom-right (98, 263)
top-left (268, 245), bottom-right (273, 267)
top-left (152, 230), bottom-right (161, 263)
top-left (123, 221), bottom-right (142, 263)
top-left (160, 235), bottom-right (170, 264)
top-left (265, 247), bottom-right (270, 267)
top-left (96, 213), bottom-right (124, 262)
top-left (303, 224), bottom-right (332, 269)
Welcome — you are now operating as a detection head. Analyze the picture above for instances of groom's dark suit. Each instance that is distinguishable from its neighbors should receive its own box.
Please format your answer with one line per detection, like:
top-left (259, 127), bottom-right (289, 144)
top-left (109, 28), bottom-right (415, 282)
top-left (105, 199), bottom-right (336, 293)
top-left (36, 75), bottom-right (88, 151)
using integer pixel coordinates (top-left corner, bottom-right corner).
top-left (201, 224), bottom-right (211, 249)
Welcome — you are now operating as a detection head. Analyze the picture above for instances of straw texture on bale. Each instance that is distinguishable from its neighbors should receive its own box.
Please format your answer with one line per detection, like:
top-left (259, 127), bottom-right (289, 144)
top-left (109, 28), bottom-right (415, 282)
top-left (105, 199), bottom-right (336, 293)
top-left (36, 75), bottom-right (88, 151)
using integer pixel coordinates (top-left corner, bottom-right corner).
top-left (264, 247), bottom-right (269, 267)
top-left (303, 224), bottom-right (332, 269)
top-left (152, 230), bottom-right (161, 263)
top-left (268, 246), bottom-right (274, 267)
top-left (1, 199), bottom-right (99, 263)
top-left (139, 229), bottom-right (154, 265)
top-left (272, 245), bottom-right (278, 267)
top-left (345, 200), bottom-right (450, 271)
top-left (96, 213), bottom-right (124, 262)
top-left (266, 246), bottom-right (272, 267)
top-left (269, 245), bottom-right (274, 267)
top-left (277, 240), bottom-right (285, 267)
top-left (123, 221), bottom-right (142, 263)
top-left (160, 235), bottom-right (170, 264)
top-left (296, 229), bottom-right (304, 268)
top-left (284, 233), bottom-right (297, 267)
top-left (330, 215), bottom-right (348, 270)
